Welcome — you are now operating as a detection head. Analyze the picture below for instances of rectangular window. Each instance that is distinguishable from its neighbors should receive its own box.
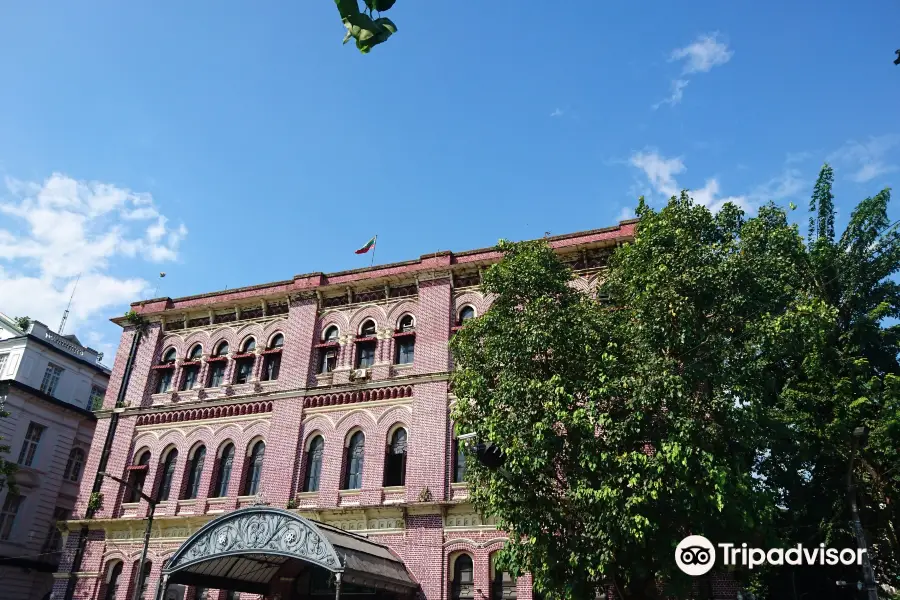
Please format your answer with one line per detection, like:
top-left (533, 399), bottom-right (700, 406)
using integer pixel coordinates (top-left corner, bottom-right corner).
top-left (356, 341), bottom-right (376, 369)
top-left (235, 358), bottom-right (254, 384)
top-left (0, 354), bottom-right (8, 377)
top-left (318, 347), bottom-right (338, 374)
top-left (89, 386), bottom-right (106, 410)
top-left (181, 365), bottom-right (199, 391)
top-left (40, 363), bottom-right (63, 396)
top-left (209, 362), bottom-right (226, 388)
top-left (18, 422), bottom-right (46, 466)
top-left (42, 507), bottom-right (70, 552)
top-left (262, 354), bottom-right (281, 381)
top-left (395, 337), bottom-right (415, 365)
top-left (155, 369), bottom-right (173, 393)
top-left (0, 494), bottom-right (24, 540)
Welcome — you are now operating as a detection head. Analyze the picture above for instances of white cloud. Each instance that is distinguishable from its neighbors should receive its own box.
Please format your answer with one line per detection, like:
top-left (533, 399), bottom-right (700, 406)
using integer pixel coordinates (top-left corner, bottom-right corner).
top-left (828, 135), bottom-right (899, 183)
top-left (670, 33), bottom-right (733, 75)
top-left (616, 206), bottom-right (636, 221)
top-left (653, 79), bottom-right (689, 110)
top-left (0, 173), bottom-right (187, 356)
top-left (629, 150), bottom-right (748, 212)
top-left (550, 108), bottom-right (564, 118)
top-left (750, 168), bottom-right (806, 203)
top-left (654, 33), bottom-right (732, 109)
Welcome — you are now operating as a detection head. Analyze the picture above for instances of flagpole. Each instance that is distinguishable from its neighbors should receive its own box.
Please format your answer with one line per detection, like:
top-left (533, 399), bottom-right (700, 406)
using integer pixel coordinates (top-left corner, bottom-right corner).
top-left (371, 235), bottom-right (377, 267)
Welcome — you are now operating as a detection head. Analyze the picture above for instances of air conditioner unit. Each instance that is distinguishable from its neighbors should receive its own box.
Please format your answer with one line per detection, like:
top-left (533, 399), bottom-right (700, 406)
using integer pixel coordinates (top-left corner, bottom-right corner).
top-left (353, 369), bottom-right (369, 379)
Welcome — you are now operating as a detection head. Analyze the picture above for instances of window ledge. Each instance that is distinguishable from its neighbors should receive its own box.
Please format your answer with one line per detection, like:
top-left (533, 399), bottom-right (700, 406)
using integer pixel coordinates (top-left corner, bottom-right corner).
top-left (392, 363), bottom-right (414, 371)
top-left (338, 489), bottom-right (362, 495)
top-left (382, 485), bottom-right (405, 493)
top-left (451, 482), bottom-right (468, 489)
top-left (297, 491), bottom-right (319, 498)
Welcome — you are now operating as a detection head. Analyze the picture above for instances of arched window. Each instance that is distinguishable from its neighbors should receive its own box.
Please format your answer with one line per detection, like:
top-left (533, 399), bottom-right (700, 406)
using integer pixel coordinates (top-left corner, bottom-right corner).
top-left (262, 334), bottom-right (283, 381)
top-left (360, 320), bottom-right (377, 337)
top-left (126, 451), bottom-right (151, 503)
top-left (394, 315), bottom-right (415, 365)
top-left (156, 348), bottom-right (176, 393)
top-left (343, 431), bottom-right (365, 490)
top-left (162, 348), bottom-right (177, 364)
top-left (384, 428), bottom-right (407, 487)
top-left (183, 446), bottom-right (206, 500)
top-left (212, 443), bottom-right (235, 498)
top-left (243, 441), bottom-right (265, 496)
top-left (451, 554), bottom-right (475, 600)
top-left (214, 341), bottom-right (230, 356)
top-left (303, 436), bottom-right (325, 492)
top-left (103, 561), bottom-right (123, 600)
top-left (458, 306), bottom-right (476, 325)
top-left (356, 321), bottom-right (377, 369)
top-left (158, 449), bottom-right (179, 501)
top-left (318, 326), bottom-right (340, 374)
top-left (132, 559), bottom-right (152, 600)
top-left (491, 555), bottom-right (518, 600)
top-left (453, 438), bottom-right (467, 483)
top-left (64, 448), bottom-right (85, 482)
top-left (188, 345), bottom-right (203, 361)
top-left (235, 338), bottom-right (256, 384)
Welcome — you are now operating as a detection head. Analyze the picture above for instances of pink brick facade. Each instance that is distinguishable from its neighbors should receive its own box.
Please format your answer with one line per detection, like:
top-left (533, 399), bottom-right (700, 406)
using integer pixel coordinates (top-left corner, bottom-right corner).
top-left (50, 222), bottom-right (741, 600)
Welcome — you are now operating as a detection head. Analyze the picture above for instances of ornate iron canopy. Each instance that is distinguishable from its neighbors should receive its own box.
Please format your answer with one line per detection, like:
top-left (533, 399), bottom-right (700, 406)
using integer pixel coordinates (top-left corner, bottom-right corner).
top-left (162, 506), bottom-right (416, 596)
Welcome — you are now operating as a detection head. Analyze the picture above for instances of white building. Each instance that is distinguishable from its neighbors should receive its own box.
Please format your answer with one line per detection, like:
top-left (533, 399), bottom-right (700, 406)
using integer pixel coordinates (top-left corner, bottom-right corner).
top-left (0, 313), bottom-right (108, 600)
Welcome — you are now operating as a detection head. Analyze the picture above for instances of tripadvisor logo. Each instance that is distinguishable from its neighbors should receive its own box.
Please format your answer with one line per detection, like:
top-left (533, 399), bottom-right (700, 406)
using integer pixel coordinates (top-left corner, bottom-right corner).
top-left (675, 535), bottom-right (868, 576)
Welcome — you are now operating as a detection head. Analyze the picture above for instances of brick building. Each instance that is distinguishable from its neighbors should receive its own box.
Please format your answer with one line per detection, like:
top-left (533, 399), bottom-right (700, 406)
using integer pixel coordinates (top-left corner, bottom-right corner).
top-left (0, 314), bottom-right (108, 600)
top-left (53, 223), bottom-right (640, 600)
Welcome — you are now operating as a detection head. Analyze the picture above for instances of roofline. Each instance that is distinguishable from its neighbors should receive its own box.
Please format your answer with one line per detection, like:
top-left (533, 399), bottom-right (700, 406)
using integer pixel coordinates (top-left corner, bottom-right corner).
top-left (123, 220), bottom-right (637, 319)
top-left (0, 380), bottom-right (98, 421)
top-left (0, 334), bottom-right (111, 376)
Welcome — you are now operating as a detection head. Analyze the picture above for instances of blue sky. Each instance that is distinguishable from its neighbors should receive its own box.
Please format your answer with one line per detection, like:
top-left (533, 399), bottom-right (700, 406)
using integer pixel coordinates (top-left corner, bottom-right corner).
top-left (0, 1), bottom-right (898, 362)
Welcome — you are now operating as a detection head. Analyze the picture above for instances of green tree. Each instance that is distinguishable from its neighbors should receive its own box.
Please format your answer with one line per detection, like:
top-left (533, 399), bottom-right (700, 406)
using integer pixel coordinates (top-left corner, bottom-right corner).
top-left (334, 0), bottom-right (398, 54)
top-left (12, 315), bottom-right (30, 331)
top-left (759, 166), bottom-right (900, 596)
top-left (450, 196), bottom-right (828, 599)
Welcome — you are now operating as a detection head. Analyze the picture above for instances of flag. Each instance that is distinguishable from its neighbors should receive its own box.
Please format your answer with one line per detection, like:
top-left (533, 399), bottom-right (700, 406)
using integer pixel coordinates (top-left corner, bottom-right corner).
top-left (355, 236), bottom-right (377, 254)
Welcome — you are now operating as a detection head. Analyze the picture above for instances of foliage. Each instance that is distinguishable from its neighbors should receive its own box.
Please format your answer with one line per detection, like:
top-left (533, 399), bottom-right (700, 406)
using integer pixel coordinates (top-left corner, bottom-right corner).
top-left (758, 166), bottom-right (900, 595)
top-left (87, 492), bottom-right (104, 513)
top-left (123, 309), bottom-right (150, 339)
top-left (451, 171), bottom-right (900, 599)
top-left (0, 384), bottom-right (18, 495)
top-left (12, 315), bottom-right (30, 331)
top-left (335, 0), bottom-right (397, 54)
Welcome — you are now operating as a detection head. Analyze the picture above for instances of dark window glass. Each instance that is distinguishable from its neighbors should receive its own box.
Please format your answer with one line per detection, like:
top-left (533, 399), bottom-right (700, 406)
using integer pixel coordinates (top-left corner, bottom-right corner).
top-left (183, 446), bottom-right (206, 500)
top-left (156, 369), bottom-right (173, 393)
top-left (452, 555), bottom-right (475, 600)
top-left (103, 562), bottom-right (123, 600)
top-left (396, 337), bottom-right (415, 364)
top-left (126, 451), bottom-right (151, 503)
top-left (356, 341), bottom-right (376, 368)
top-left (64, 448), bottom-right (85, 482)
top-left (162, 348), bottom-right (177, 363)
top-left (209, 362), bottom-right (226, 387)
top-left (243, 441), bottom-right (265, 496)
top-left (459, 306), bottom-right (475, 324)
top-left (215, 342), bottom-right (229, 356)
top-left (181, 365), bottom-right (199, 391)
top-left (262, 353), bottom-right (281, 381)
top-left (492, 568), bottom-right (518, 600)
top-left (235, 357), bottom-right (254, 384)
top-left (0, 494), bottom-right (24, 540)
top-left (242, 338), bottom-right (256, 353)
top-left (213, 444), bottom-right (235, 498)
top-left (453, 439), bottom-right (467, 483)
top-left (319, 347), bottom-right (338, 374)
top-left (134, 560), bottom-right (152, 600)
top-left (324, 326), bottom-right (339, 342)
top-left (384, 428), bottom-right (408, 487)
top-left (195, 587), bottom-right (208, 600)
top-left (398, 315), bottom-right (415, 332)
top-left (270, 334), bottom-right (284, 348)
top-left (188, 345), bottom-right (203, 360)
top-left (303, 436), bottom-right (324, 492)
top-left (158, 450), bottom-right (179, 501)
top-left (360, 320), bottom-right (376, 337)
top-left (344, 431), bottom-right (365, 490)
